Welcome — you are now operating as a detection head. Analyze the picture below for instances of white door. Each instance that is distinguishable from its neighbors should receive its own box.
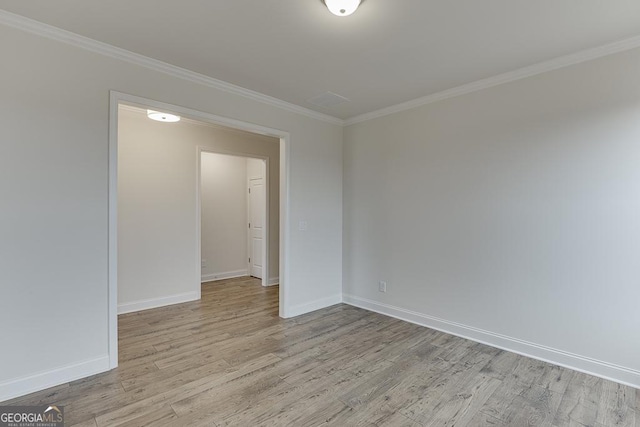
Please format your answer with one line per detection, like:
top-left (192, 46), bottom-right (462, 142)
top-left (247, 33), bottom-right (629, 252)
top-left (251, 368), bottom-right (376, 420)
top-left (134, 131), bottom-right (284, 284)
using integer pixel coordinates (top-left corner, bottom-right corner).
top-left (248, 177), bottom-right (264, 279)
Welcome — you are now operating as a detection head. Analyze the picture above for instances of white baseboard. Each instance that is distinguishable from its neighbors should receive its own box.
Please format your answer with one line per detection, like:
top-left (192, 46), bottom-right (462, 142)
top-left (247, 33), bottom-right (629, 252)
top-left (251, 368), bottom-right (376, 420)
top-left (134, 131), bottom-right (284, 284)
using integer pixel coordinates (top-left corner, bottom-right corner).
top-left (118, 291), bottom-right (199, 315)
top-left (201, 269), bottom-right (248, 283)
top-left (265, 277), bottom-right (279, 286)
top-left (285, 294), bottom-right (343, 318)
top-left (343, 294), bottom-right (640, 390)
top-left (0, 356), bottom-right (110, 403)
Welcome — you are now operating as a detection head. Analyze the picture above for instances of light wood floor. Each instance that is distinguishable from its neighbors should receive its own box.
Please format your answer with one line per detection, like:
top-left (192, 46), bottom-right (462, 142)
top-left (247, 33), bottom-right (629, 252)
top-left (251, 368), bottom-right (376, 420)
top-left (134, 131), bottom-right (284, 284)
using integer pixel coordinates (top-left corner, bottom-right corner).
top-left (4, 277), bottom-right (638, 426)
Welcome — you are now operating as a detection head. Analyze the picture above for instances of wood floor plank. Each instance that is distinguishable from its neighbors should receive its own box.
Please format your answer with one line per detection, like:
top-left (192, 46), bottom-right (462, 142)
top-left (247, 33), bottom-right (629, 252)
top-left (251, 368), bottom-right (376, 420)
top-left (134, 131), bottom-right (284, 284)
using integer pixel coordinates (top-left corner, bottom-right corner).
top-left (477, 373), bottom-right (563, 426)
top-left (186, 350), bottom-right (376, 426)
top-left (68, 418), bottom-right (98, 427)
top-left (423, 373), bottom-right (502, 427)
top-left (595, 380), bottom-right (636, 427)
top-left (4, 276), bottom-right (638, 427)
top-left (553, 372), bottom-right (605, 426)
top-left (122, 358), bottom-right (231, 394)
top-left (333, 360), bottom-right (452, 426)
top-left (636, 390), bottom-right (640, 427)
top-left (340, 409), bottom-right (422, 427)
top-left (218, 380), bottom-right (349, 425)
top-left (479, 349), bottom-right (521, 380)
top-left (116, 407), bottom-right (178, 427)
top-left (262, 398), bottom-right (354, 427)
top-left (399, 349), bottom-right (497, 424)
top-left (169, 359), bottom-right (286, 418)
top-left (339, 341), bottom-right (448, 411)
top-left (94, 353), bottom-right (282, 426)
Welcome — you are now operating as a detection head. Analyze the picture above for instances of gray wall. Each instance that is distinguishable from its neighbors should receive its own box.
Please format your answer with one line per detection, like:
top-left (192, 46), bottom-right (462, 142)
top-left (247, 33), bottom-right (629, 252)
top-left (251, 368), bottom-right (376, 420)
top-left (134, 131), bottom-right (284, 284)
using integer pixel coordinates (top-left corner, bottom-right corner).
top-left (344, 47), bottom-right (640, 386)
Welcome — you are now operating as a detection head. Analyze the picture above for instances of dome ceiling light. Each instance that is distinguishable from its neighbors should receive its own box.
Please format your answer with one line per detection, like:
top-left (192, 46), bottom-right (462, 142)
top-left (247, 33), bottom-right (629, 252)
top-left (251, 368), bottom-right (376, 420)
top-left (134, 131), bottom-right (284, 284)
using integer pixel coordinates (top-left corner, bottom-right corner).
top-left (324, 0), bottom-right (361, 17)
top-left (147, 110), bottom-right (180, 122)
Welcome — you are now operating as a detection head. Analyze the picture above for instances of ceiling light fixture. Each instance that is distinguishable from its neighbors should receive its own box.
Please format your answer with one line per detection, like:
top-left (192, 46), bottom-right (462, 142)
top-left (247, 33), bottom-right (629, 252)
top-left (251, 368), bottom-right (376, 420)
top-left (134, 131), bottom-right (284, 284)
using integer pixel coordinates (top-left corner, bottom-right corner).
top-left (324, 0), bottom-right (361, 17)
top-left (147, 110), bottom-right (180, 122)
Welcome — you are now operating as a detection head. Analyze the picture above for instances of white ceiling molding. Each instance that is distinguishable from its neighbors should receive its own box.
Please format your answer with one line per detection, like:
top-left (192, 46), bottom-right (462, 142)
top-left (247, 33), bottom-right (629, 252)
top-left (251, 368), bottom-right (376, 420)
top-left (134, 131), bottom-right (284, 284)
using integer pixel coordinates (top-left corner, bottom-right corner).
top-left (0, 10), bottom-right (344, 126)
top-left (345, 34), bottom-right (640, 126)
top-left (2, 9), bottom-right (640, 128)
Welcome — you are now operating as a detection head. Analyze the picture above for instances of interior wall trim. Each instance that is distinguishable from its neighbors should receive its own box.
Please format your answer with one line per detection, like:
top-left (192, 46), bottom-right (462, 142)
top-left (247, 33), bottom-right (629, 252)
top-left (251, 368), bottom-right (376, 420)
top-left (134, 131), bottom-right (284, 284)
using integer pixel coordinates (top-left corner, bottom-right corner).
top-left (0, 356), bottom-right (110, 403)
top-left (343, 293), bottom-right (640, 390)
top-left (344, 35), bottom-right (640, 125)
top-left (117, 291), bottom-right (199, 315)
top-left (267, 277), bottom-right (280, 286)
top-left (3, 10), bottom-right (640, 127)
top-left (201, 270), bottom-right (249, 283)
top-left (287, 294), bottom-right (342, 318)
top-left (0, 10), bottom-right (343, 126)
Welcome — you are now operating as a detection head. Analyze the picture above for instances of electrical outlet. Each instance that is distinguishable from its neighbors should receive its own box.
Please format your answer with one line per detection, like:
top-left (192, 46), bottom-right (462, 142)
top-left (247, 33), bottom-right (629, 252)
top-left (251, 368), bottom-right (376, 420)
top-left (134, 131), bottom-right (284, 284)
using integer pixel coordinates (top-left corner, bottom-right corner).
top-left (201, 259), bottom-right (206, 269)
top-left (378, 281), bottom-right (387, 293)
top-left (298, 220), bottom-right (308, 231)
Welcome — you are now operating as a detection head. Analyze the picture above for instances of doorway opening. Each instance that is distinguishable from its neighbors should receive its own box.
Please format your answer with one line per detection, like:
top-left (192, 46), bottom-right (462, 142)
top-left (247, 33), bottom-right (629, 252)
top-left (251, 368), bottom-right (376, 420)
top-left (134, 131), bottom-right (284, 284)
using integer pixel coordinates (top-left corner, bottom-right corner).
top-left (108, 91), bottom-right (290, 369)
top-left (198, 151), bottom-right (276, 288)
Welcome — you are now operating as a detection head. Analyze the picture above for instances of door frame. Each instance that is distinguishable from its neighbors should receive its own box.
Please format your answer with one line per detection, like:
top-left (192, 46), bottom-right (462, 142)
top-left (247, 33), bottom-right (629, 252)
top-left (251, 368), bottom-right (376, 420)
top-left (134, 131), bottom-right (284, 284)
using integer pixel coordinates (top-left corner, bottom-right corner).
top-left (108, 91), bottom-right (291, 370)
top-left (197, 150), bottom-right (269, 288)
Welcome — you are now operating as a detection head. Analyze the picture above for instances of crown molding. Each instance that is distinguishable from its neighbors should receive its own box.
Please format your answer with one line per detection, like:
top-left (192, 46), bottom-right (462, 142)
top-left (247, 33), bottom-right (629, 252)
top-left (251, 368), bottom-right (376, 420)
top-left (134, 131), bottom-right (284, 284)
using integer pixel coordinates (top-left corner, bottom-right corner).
top-left (0, 10), bottom-right (344, 126)
top-left (345, 34), bottom-right (640, 126)
top-left (3, 9), bottom-right (640, 128)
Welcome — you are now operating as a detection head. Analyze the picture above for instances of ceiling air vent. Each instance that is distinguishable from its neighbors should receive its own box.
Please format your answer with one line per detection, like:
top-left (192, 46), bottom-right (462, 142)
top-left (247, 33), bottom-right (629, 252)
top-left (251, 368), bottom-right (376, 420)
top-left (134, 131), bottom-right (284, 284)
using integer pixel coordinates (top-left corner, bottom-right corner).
top-left (306, 91), bottom-right (350, 109)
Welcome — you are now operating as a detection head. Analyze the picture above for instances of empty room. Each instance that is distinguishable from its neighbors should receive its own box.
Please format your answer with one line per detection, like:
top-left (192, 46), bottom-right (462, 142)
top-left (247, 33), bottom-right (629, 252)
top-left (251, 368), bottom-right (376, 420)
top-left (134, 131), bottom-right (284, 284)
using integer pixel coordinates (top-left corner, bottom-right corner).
top-left (0, 1), bottom-right (639, 426)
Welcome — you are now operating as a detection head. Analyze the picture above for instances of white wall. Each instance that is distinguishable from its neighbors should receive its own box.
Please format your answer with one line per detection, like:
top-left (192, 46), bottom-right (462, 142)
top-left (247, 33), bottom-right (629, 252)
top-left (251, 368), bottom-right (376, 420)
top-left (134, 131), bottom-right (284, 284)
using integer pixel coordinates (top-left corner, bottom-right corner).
top-left (200, 153), bottom-right (249, 282)
top-left (0, 22), bottom-right (342, 401)
top-left (118, 107), bottom-right (280, 311)
top-left (247, 157), bottom-right (264, 181)
top-left (343, 47), bottom-right (640, 387)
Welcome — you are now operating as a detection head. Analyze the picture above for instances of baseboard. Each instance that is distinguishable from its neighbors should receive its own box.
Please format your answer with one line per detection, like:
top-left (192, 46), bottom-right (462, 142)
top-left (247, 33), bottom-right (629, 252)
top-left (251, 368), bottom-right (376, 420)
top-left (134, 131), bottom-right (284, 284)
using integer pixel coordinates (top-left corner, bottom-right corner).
top-left (201, 269), bottom-right (248, 283)
top-left (118, 291), bottom-right (199, 315)
top-left (0, 356), bottom-right (110, 403)
top-left (342, 294), bottom-right (640, 389)
top-left (266, 277), bottom-right (279, 286)
top-left (286, 294), bottom-right (343, 318)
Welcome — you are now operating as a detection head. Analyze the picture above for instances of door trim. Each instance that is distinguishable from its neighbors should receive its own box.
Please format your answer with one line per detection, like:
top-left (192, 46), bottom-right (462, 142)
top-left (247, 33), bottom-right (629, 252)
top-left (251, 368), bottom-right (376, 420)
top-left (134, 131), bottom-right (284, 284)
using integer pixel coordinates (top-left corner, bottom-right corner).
top-left (108, 90), bottom-right (291, 370)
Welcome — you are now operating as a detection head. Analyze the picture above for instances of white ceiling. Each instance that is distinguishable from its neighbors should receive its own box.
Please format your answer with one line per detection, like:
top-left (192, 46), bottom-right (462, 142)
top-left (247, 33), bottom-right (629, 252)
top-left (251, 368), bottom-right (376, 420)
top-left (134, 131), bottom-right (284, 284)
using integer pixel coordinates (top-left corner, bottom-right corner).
top-left (1, 1), bottom-right (640, 120)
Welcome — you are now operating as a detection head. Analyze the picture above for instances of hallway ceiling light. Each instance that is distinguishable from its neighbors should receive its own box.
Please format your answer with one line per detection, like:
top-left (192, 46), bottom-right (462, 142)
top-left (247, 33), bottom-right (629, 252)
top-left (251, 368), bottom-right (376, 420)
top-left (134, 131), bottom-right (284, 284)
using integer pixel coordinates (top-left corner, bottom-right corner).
top-left (147, 110), bottom-right (180, 122)
top-left (324, 0), bottom-right (361, 17)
